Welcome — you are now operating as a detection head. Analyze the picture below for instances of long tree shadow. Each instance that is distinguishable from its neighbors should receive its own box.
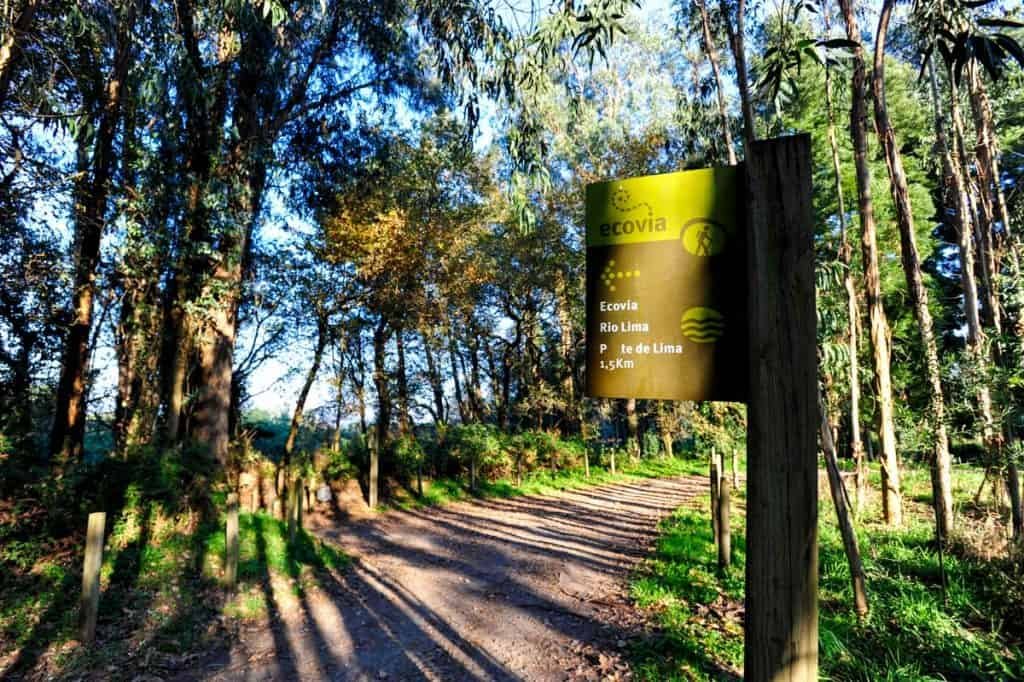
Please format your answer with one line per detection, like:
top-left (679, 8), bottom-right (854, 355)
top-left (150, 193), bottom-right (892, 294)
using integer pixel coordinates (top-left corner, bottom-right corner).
top-left (191, 474), bottom-right (707, 680)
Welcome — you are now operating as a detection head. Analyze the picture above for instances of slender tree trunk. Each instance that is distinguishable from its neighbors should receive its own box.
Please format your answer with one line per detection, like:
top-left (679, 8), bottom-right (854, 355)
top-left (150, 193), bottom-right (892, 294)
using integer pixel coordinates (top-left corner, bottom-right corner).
top-left (823, 7), bottom-right (866, 514)
top-left (421, 328), bottom-right (446, 426)
top-left (696, 0), bottom-right (737, 165)
top-left (554, 269), bottom-right (578, 435)
top-left (448, 329), bottom-right (468, 423)
top-left (625, 398), bottom-right (639, 461)
top-left (839, 0), bottom-right (902, 525)
top-left (280, 321), bottom-right (328, 504)
top-left (373, 318), bottom-right (391, 456)
top-left (1007, 457), bottom-right (1023, 543)
top-left (718, 0), bottom-right (754, 143)
top-left (874, 1), bottom-right (953, 535)
top-left (396, 326), bottom-right (411, 435)
top-left (944, 66), bottom-right (1001, 461)
top-left (50, 4), bottom-right (135, 460)
top-left (819, 393), bottom-right (870, 616)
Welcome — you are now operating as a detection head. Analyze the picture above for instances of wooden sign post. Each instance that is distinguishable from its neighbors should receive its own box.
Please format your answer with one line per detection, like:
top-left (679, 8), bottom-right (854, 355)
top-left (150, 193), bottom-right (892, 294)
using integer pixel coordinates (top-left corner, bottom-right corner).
top-left (744, 134), bottom-right (818, 681)
top-left (584, 133), bottom-right (818, 681)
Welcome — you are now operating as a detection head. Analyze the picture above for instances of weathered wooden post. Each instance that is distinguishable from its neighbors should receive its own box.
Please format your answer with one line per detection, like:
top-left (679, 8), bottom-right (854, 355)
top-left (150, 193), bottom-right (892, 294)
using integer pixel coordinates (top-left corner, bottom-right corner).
top-left (368, 433), bottom-right (379, 508)
top-left (287, 479), bottom-right (300, 544)
top-left (584, 448), bottom-right (590, 479)
top-left (470, 455), bottom-right (479, 492)
top-left (710, 447), bottom-right (721, 546)
top-left (732, 449), bottom-right (740, 489)
top-left (718, 463), bottom-right (732, 569)
top-left (79, 511), bottom-right (106, 643)
top-left (609, 448), bottom-right (616, 476)
top-left (225, 493), bottom-right (239, 587)
top-left (744, 134), bottom-right (818, 681)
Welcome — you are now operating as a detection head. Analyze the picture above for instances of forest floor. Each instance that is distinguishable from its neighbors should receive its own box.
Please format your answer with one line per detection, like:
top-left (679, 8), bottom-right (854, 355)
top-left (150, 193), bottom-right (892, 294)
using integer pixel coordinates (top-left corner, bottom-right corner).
top-left (189, 474), bottom-right (707, 681)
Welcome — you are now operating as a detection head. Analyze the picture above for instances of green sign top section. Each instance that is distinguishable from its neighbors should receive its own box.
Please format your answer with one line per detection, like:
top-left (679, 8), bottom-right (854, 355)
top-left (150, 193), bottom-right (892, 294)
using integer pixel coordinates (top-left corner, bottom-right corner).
top-left (585, 167), bottom-right (739, 247)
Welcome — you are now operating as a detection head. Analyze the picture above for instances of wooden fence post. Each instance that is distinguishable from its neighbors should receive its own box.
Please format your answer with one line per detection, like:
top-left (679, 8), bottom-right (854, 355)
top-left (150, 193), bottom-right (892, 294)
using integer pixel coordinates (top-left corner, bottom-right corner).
top-left (744, 134), bottom-right (818, 681)
top-left (718, 465), bottom-right (732, 569)
top-left (710, 447), bottom-right (720, 546)
top-left (732, 449), bottom-right (740, 488)
top-left (225, 493), bottom-right (239, 587)
top-left (369, 436), bottom-right (379, 508)
top-left (79, 511), bottom-right (106, 643)
top-left (288, 479), bottom-right (300, 544)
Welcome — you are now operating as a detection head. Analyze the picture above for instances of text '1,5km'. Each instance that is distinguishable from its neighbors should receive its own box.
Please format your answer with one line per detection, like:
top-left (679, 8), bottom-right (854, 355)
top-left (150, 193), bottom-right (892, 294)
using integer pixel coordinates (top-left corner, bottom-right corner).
top-left (584, 167), bottom-right (748, 401)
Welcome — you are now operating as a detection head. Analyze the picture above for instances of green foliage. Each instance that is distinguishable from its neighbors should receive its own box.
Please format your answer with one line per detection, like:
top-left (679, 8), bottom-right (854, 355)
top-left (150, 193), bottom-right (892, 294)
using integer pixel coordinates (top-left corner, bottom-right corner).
top-left (630, 465), bottom-right (1024, 680)
top-left (445, 423), bottom-right (511, 479)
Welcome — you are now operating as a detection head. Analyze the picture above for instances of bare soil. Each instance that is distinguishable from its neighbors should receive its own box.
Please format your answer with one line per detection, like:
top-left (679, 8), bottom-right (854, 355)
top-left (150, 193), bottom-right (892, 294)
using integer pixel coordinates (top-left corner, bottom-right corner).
top-left (190, 475), bottom-right (706, 681)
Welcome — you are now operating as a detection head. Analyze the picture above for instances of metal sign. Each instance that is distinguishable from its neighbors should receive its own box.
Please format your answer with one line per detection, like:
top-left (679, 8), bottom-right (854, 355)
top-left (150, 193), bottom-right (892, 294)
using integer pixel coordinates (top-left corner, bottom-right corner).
top-left (585, 167), bottom-right (747, 401)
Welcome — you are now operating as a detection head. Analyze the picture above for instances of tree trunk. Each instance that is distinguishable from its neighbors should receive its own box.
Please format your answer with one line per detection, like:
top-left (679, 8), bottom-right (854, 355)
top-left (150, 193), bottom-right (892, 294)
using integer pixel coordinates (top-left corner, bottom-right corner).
top-left (0, 0), bottom-right (40, 109)
top-left (279, 321), bottom-right (328, 507)
top-left (839, 0), bottom-right (901, 526)
top-left (625, 398), bottom-right (639, 461)
top-left (823, 8), bottom-right (866, 512)
top-left (873, 0), bottom-right (952, 536)
top-left (395, 326), bottom-right (411, 435)
top-left (819, 392), bottom-right (870, 617)
top-left (448, 329), bottom-right (468, 423)
top-left (50, 4), bottom-right (135, 460)
top-left (941, 65), bottom-right (1001, 462)
top-left (696, 0), bottom-right (738, 165)
top-left (373, 318), bottom-right (391, 457)
top-left (1007, 458), bottom-right (1023, 543)
top-left (421, 328), bottom-right (446, 426)
top-left (718, 0), bottom-right (754, 143)
top-left (554, 269), bottom-right (578, 435)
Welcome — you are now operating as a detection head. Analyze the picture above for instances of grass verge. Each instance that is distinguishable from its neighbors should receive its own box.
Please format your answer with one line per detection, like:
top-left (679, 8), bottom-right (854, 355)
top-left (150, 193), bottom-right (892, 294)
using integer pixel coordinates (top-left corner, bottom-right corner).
top-left (386, 455), bottom-right (710, 510)
top-left (629, 463), bottom-right (1024, 681)
top-left (0, 496), bottom-right (348, 679)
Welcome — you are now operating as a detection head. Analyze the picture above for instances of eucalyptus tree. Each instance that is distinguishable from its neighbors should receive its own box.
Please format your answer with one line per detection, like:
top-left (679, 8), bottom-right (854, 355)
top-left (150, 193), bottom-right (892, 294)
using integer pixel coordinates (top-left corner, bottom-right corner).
top-left (838, 0), bottom-right (903, 525)
top-left (50, 0), bottom-right (137, 462)
top-left (874, 0), bottom-right (954, 536)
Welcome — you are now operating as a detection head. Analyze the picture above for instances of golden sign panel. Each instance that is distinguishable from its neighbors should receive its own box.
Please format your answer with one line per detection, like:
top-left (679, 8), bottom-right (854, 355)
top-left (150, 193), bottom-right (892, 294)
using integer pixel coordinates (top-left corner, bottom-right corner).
top-left (585, 167), bottom-right (748, 401)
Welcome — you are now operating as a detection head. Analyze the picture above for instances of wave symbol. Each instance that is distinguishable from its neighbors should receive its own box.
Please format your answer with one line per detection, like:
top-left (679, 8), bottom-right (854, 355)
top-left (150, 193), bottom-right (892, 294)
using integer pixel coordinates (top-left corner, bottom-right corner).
top-left (681, 307), bottom-right (725, 344)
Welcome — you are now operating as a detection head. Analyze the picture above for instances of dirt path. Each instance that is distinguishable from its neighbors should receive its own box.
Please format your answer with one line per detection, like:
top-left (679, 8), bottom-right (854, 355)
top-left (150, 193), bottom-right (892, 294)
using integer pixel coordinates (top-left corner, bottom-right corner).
top-left (197, 475), bottom-right (706, 681)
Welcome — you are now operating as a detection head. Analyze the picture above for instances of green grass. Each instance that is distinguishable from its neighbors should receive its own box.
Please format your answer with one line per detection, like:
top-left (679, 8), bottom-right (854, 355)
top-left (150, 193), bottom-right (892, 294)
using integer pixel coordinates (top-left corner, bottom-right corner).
top-left (629, 464), bottom-right (1024, 681)
top-left (0, 499), bottom-right (348, 677)
top-left (387, 455), bottom-right (709, 510)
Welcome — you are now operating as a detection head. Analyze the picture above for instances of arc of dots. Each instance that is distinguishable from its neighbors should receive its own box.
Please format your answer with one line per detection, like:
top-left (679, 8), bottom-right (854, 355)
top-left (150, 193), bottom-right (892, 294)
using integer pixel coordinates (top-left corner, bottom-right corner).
top-left (601, 260), bottom-right (641, 291)
top-left (611, 187), bottom-right (653, 219)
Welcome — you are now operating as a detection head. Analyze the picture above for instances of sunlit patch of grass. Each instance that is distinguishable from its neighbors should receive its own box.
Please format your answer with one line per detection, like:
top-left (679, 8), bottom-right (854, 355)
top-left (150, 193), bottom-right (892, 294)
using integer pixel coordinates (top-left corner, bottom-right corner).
top-left (1, 500), bottom-right (349, 679)
top-left (387, 456), bottom-right (710, 511)
top-left (629, 464), bottom-right (1024, 681)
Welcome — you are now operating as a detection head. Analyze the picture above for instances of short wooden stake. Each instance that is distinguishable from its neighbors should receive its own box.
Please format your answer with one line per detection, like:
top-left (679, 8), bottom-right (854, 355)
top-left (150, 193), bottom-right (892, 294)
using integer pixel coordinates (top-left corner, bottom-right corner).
top-left (744, 134), bottom-right (818, 681)
top-left (369, 438), bottom-right (379, 508)
top-left (732, 449), bottom-right (740, 489)
top-left (710, 447), bottom-right (721, 545)
top-left (287, 481), bottom-right (300, 544)
top-left (718, 469), bottom-right (732, 569)
top-left (79, 511), bottom-right (106, 643)
top-left (226, 493), bottom-right (239, 587)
